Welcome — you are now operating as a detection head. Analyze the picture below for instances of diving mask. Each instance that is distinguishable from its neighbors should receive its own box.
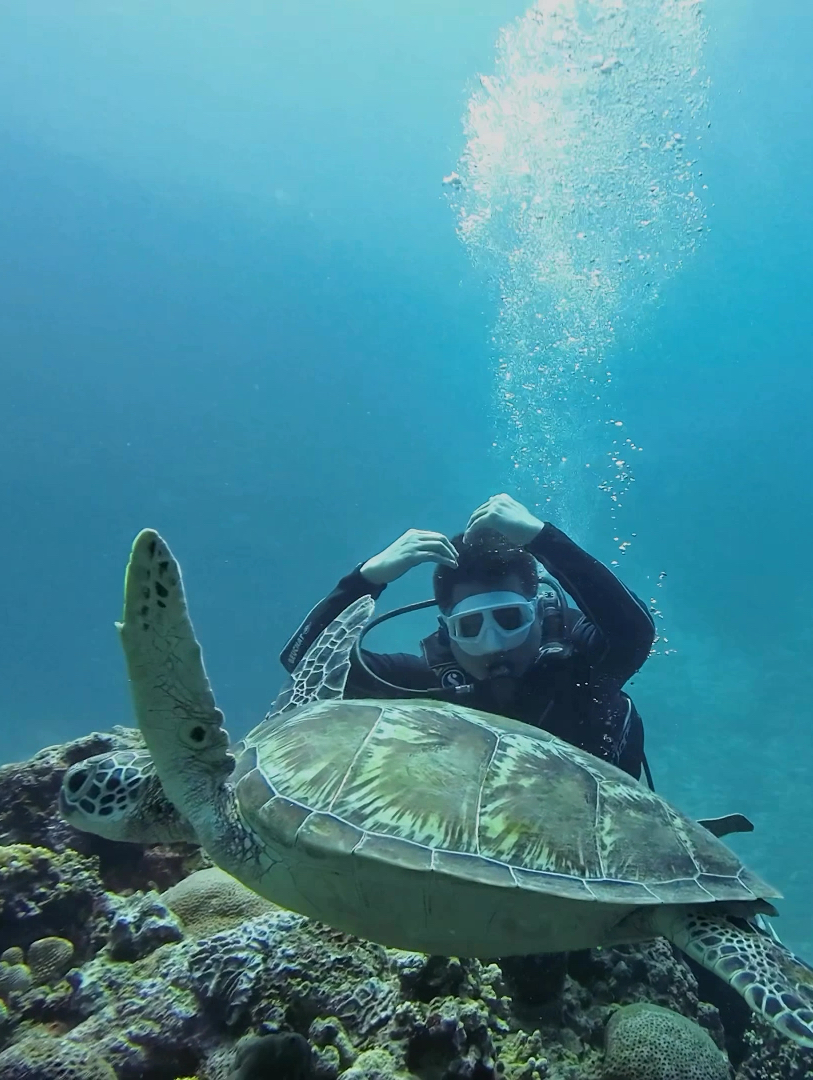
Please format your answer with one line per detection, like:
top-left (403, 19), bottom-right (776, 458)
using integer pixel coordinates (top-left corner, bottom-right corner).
top-left (441, 591), bottom-right (537, 657)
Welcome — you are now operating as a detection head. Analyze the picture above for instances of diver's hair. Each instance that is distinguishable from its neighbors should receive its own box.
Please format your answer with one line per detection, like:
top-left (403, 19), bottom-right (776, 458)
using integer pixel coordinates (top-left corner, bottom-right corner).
top-left (432, 530), bottom-right (539, 614)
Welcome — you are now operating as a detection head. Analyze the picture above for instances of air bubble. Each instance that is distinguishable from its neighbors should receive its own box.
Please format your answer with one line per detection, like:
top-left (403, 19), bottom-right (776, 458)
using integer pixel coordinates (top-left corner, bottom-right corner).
top-left (447, 0), bottom-right (706, 525)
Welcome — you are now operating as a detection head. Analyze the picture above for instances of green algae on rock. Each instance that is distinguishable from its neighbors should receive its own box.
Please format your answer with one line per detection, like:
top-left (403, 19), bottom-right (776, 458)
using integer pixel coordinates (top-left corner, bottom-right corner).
top-left (0, 844), bottom-right (109, 960)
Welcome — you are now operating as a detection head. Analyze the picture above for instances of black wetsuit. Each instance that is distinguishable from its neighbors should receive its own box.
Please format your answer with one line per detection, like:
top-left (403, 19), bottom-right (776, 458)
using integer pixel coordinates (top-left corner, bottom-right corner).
top-left (281, 523), bottom-right (655, 781)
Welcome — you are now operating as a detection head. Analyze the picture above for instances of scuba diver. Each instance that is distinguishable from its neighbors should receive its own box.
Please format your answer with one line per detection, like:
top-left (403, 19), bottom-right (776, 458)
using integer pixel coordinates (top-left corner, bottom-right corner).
top-left (282, 492), bottom-right (778, 1040)
top-left (281, 492), bottom-right (656, 785)
top-left (282, 494), bottom-right (781, 1036)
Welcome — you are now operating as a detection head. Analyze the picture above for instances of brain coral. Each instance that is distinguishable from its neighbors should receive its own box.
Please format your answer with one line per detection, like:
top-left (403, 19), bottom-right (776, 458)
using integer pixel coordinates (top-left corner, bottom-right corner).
top-left (603, 1003), bottom-right (730, 1080)
top-left (0, 962), bottom-right (32, 999)
top-left (27, 936), bottom-right (75, 985)
top-left (161, 867), bottom-right (275, 936)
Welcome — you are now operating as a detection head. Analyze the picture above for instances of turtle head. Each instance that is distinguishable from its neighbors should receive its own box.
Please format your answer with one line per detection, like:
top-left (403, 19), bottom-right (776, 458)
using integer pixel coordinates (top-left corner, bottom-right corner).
top-left (59, 749), bottom-right (199, 846)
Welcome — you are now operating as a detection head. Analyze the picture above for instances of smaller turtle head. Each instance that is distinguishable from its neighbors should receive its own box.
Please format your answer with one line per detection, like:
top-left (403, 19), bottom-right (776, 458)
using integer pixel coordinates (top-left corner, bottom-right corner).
top-left (60, 750), bottom-right (199, 846)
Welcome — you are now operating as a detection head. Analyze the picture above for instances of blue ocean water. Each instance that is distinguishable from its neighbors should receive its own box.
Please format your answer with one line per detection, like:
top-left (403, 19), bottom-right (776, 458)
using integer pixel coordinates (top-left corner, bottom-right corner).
top-left (0, 0), bottom-right (811, 953)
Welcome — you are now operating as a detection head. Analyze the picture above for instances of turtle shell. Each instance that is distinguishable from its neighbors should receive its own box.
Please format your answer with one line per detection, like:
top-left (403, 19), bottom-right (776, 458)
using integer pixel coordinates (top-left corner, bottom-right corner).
top-left (234, 698), bottom-right (777, 907)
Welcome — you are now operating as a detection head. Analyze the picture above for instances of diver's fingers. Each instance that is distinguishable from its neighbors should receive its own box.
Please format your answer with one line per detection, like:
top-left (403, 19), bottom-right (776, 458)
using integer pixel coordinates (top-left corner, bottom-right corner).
top-left (463, 507), bottom-right (493, 537)
top-left (431, 535), bottom-right (459, 561)
top-left (410, 529), bottom-right (450, 543)
top-left (407, 531), bottom-right (457, 560)
top-left (466, 500), bottom-right (492, 523)
top-left (416, 538), bottom-right (458, 565)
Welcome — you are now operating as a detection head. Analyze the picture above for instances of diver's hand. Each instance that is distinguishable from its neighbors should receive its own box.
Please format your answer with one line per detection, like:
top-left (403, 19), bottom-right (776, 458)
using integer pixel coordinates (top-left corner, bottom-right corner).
top-left (464, 494), bottom-right (544, 547)
top-left (360, 530), bottom-right (458, 586)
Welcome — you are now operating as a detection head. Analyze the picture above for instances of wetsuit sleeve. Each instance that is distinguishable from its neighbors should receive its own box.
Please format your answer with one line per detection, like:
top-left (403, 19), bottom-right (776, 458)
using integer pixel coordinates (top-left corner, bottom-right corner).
top-left (279, 564), bottom-right (384, 672)
top-left (526, 523), bottom-right (655, 683)
top-left (617, 703), bottom-right (645, 782)
top-left (279, 565), bottom-right (437, 696)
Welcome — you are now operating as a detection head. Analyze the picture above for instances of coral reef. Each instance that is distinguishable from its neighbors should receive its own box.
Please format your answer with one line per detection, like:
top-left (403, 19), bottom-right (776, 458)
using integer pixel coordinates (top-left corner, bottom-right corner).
top-left (0, 734), bottom-right (811, 1080)
top-left (105, 891), bottom-right (184, 962)
top-left (230, 1032), bottom-right (313, 1079)
top-left (161, 867), bottom-right (276, 937)
top-left (0, 1035), bottom-right (116, 1079)
top-left (0, 844), bottom-right (109, 960)
top-left (734, 1021), bottom-right (813, 1080)
top-left (602, 1003), bottom-right (730, 1079)
top-left (0, 965), bottom-right (31, 999)
top-left (27, 936), bottom-right (75, 985)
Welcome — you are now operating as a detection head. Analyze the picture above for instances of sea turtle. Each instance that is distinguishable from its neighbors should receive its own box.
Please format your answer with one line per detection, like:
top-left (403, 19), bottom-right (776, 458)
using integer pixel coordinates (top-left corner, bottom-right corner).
top-left (60, 529), bottom-right (813, 1048)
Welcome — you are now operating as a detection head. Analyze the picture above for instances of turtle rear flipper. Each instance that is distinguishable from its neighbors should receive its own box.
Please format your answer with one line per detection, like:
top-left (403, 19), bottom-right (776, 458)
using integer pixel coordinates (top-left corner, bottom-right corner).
top-left (696, 813), bottom-right (754, 838)
top-left (662, 909), bottom-right (813, 1048)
